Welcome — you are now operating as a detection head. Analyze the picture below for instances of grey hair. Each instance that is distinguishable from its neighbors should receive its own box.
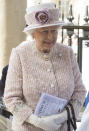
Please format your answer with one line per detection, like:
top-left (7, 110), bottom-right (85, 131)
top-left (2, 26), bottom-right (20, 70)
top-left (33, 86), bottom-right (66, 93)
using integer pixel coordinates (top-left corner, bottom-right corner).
top-left (24, 29), bottom-right (36, 39)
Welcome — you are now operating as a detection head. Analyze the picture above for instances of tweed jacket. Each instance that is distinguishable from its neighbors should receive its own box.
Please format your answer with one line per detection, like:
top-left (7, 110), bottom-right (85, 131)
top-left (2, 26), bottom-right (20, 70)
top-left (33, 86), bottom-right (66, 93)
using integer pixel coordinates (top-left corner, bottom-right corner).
top-left (4, 41), bottom-right (86, 131)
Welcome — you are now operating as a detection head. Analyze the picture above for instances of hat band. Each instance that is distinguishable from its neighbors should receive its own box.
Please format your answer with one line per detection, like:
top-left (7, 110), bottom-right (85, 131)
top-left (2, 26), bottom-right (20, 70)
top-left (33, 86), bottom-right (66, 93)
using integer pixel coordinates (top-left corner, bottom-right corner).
top-left (25, 9), bottom-right (59, 26)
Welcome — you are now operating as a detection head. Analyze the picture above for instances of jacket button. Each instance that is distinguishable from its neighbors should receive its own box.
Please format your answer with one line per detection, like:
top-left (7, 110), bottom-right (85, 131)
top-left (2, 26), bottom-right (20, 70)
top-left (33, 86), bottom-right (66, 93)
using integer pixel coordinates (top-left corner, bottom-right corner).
top-left (47, 69), bottom-right (51, 72)
top-left (58, 53), bottom-right (62, 57)
top-left (51, 84), bottom-right (54, 88)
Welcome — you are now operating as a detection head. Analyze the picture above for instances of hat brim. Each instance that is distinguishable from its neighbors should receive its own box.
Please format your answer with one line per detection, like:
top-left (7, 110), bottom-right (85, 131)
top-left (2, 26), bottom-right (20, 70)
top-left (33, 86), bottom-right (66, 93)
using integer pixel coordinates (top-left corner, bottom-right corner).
top-left (23, 21), bottom-right (66, 33)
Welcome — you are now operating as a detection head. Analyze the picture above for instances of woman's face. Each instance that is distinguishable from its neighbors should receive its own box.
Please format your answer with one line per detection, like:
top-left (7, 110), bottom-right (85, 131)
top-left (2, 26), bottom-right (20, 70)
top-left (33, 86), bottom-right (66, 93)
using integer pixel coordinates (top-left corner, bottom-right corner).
top-left (32, 26), bottom-right (58, 52)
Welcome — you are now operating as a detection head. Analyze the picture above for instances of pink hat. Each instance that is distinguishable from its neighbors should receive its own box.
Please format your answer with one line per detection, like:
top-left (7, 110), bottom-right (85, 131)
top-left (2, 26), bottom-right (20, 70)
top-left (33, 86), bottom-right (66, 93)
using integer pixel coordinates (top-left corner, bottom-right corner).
top-left (24, 3), bottom-right (66, 32)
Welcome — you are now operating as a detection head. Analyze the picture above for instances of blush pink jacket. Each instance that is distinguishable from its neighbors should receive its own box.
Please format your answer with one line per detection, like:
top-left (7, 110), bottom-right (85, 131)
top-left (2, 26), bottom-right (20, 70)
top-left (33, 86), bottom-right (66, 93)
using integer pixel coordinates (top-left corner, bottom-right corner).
top-left (4, 41), bottom-right (86, 131)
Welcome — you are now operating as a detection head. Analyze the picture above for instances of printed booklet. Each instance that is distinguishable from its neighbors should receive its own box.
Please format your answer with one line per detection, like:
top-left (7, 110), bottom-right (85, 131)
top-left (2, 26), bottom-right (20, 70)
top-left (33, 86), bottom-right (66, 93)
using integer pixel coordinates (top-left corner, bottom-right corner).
top-left (34, 93), bottom-right (67, 116)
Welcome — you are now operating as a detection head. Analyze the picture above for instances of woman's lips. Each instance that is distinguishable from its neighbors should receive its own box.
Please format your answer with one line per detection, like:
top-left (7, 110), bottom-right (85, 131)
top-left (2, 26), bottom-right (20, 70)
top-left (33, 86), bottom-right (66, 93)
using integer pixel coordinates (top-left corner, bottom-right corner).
top-left (44, 41), bottom-right (53, 45)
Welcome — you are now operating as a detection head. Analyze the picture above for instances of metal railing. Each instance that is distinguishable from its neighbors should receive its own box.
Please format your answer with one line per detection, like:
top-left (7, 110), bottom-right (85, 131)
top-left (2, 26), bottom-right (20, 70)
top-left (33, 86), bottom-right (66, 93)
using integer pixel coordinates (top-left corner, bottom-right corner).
top-left (61, 5), bottom-right (89, 72)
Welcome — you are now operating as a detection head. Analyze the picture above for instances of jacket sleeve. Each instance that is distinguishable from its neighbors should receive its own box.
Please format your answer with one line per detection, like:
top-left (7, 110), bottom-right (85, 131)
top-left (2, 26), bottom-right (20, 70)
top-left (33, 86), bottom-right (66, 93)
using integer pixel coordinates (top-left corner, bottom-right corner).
top-left (4, 48), bottom-right (33, 125)
top-left (69, 48), bottom-right (87, 118)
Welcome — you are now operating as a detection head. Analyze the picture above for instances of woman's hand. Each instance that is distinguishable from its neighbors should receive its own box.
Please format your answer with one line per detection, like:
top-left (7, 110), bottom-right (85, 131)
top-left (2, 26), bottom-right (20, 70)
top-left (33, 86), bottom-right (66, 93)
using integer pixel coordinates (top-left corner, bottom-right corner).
top-left (40, 110), bottom-right (67, 126)
top-left (26, 114), bottom-right (62, 131)
top-left (50, 110), bottom-right (67, 124)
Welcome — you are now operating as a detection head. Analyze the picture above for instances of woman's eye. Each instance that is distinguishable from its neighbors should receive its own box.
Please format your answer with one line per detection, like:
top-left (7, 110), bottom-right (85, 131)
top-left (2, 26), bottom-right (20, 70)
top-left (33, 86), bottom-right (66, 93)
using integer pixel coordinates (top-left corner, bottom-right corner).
top-left (51, 30), bottom-right (57, 33)
top-left (42, 30), bottom-right (48, 33)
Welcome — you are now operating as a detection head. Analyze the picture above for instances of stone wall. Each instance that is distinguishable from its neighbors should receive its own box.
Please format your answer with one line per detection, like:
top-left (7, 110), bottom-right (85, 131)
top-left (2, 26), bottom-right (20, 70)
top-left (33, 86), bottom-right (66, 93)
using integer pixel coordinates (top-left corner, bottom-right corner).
top-left (0, 0), bottom-right (27, 77)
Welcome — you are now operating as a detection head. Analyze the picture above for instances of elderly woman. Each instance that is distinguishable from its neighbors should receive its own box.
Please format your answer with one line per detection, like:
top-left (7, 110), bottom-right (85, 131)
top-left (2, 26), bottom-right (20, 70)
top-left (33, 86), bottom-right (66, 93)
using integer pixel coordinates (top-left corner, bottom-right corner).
top-left (4, 3), bottom-right (86, 131)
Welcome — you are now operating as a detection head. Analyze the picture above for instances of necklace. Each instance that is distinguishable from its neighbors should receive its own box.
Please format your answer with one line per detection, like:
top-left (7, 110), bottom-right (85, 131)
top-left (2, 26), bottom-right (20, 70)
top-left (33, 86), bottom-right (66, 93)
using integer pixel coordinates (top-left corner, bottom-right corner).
top-left (36, 48), bottom-right (52, 61)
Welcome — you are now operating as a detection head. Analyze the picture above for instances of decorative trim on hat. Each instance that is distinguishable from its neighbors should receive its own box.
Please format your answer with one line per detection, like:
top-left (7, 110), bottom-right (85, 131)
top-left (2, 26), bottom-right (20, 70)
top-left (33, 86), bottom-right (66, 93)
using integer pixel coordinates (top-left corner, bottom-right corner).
top-left (35, 10), bottom-right (50, 24)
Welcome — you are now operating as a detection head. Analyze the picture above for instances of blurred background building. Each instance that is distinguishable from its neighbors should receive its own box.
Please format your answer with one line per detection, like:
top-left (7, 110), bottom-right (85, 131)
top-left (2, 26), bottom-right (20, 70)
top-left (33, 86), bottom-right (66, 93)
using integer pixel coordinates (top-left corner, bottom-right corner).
top-left (0, 0), bottom-right (27, 76)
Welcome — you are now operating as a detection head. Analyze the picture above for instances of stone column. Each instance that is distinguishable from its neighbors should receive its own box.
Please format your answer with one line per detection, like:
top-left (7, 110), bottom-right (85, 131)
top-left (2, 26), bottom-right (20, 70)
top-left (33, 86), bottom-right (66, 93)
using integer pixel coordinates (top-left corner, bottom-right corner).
top-left (0, 0), bottom-right (27, 77)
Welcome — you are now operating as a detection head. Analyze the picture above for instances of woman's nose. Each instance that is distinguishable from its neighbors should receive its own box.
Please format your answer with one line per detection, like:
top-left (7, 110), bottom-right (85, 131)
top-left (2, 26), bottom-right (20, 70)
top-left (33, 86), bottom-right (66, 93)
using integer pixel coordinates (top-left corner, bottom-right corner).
top-left (47, 31), bottom-right (53, 40)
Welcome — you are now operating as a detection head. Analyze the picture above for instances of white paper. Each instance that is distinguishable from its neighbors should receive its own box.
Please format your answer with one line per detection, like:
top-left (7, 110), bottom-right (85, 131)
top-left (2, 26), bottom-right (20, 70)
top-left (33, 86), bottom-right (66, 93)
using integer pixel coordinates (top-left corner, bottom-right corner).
top-left (34, 93), bottom-right (67, 117)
